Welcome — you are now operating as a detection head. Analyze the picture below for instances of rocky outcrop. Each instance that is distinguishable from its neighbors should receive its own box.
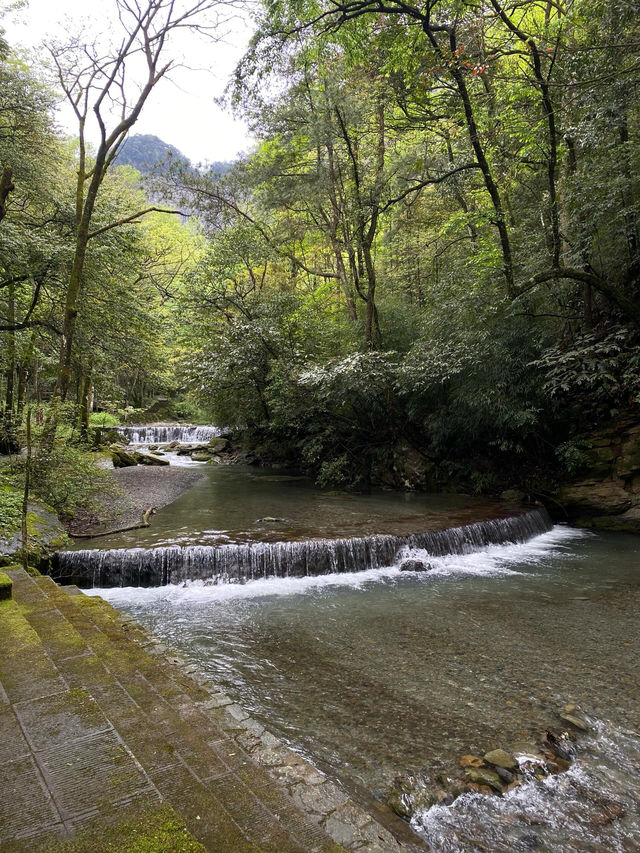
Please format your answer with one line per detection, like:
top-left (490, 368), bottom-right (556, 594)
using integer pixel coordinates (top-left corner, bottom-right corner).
top-left (558, 419), bottom-right (640, 532)
top-left (109, 444), bottom-right (170, 468)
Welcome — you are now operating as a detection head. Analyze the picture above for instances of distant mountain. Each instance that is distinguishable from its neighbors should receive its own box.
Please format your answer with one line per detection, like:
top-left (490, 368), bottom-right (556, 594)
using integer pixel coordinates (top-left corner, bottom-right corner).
top-left (115, 134), bottom-right (188, 173)
top-left (115, 134), bottom-right (233, 175)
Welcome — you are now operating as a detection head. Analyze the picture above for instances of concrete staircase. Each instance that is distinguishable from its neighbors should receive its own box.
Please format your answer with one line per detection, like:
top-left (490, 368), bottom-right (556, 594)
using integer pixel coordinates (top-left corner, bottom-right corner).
top-left (0, 569), bottom-right (374, 852)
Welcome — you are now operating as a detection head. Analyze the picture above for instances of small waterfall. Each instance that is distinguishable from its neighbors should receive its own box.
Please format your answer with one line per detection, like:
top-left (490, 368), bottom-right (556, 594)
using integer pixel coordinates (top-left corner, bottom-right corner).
top-left (117, 424), bottom-right (223, 444)
top-left (52, 508), bottom-right (552, 588)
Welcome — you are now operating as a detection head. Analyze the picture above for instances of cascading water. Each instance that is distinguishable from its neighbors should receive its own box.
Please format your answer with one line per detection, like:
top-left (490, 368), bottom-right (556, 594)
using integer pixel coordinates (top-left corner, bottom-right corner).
top-left (117, 424), bottom-right (223, 444)
top-left (52, 508), bottom-right (552, 588)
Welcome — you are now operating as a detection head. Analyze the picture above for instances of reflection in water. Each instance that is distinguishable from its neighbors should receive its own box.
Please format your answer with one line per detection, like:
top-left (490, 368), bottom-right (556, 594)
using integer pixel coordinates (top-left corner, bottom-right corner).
top-left (92, 528), bottom-right (640, 851)
top-left (69, 464), bottom-right (525, 551)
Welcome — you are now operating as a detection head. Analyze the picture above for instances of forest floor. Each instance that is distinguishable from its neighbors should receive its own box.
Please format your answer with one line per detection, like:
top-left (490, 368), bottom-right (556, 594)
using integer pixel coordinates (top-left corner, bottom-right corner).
top-left (68, 466), bottom-right (206, 537)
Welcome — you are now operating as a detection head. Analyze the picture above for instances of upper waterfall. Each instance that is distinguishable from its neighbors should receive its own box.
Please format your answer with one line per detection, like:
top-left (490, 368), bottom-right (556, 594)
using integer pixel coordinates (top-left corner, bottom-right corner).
top-left (117, 424), bottom-right (223, 444)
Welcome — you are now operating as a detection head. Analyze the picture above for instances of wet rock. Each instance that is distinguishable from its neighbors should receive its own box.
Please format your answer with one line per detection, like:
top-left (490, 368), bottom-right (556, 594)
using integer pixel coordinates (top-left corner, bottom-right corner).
top-left (484, 748), bottom-right (518, 771)
top-left (559, 713), bottom-right (589, 731)
top-left (208, 436), bottom-right (230, 453)
top-left (190, 452), bottom-right (211, 462)
top-left (387, 774), bottom-right (438, 820)
top-left (256, 516), bottom-right (288, 524)
top-left (544, 729), bottom-right (576, 762)
top-left (398, 558), bottom-right (431, 572)
top-left (591, 800), bottom-right (626, 826)
top-left (464, 767), bottom-right (503, 792)
top-left (495, 766), bottom-right (515, 784)
top-left (135, 451), bottom-right (170, 466)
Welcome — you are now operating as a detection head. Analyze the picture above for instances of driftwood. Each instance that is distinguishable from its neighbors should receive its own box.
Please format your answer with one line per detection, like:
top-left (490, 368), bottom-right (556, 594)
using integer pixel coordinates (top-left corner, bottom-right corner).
top-left (69, 507), bottom-right (156, 539)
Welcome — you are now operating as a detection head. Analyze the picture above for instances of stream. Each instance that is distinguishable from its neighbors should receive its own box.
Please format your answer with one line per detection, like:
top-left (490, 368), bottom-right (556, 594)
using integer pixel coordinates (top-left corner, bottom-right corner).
top-left (64, 430), bottom-right (640, 850)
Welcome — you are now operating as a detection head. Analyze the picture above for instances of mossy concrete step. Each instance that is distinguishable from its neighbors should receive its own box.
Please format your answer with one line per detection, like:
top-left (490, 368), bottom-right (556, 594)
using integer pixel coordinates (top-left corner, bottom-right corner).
top-left (53, 586), bottom-right (409, 852)
top-left (29, 579), bottom-right (315, 852)
top-left (0, 570), bottom-right (12, 599)
top-left (46, 586), bottom-right (337, 853)
top-left (54, 583), bottom-right (415, 852)
top-left (3, 570), bottom-right (345, 853)
top-left (0, 595), bottom-right (171, 850)
top-left (5, 573), bottom-right (304, 852)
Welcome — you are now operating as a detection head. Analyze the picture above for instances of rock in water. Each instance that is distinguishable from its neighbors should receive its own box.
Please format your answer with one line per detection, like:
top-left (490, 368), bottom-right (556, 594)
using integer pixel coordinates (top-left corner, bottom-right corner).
top-left (484, 748), bottom-right (519, 771)
top-left (134, 451), bottom-right (170, 466)
top-left (399, 558), bottom-right (431, 572)
top-left (464, 767), bottom-right (503, 791)
top-left (559, 713), bottom-right (589, 731)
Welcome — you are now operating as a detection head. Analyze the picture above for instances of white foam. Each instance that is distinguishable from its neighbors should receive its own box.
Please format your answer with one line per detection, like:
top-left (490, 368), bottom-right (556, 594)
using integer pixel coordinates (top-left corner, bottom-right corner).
top-left (86, 524), bottom-right (588, 606)
top-left (401, 523), bottom-right (588, 578)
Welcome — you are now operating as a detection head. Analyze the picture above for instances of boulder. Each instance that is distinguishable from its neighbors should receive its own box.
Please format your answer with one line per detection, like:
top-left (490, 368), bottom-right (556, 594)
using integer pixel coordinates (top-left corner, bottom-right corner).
top-left (190, 452), bottom-right (211, 462)
top-left (399, 558), bottom-right (431, 572)
top-left (208, 436), bottom-right (230, 453)
top-left (134, 451), bottom-right (170, 467)
top-left (559, 479), bottom-right (632, 515)
top-left (109, 445), bottom-right (138, 468)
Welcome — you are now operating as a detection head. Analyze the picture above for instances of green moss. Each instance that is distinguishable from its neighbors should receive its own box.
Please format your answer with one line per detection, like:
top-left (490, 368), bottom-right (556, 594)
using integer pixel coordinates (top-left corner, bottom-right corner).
top-left (0, 571), bottom-right (12, 600)
top-left (0, 485), bottom-right (22, 538)
top-left (39, 802), bottom-right (207, 853)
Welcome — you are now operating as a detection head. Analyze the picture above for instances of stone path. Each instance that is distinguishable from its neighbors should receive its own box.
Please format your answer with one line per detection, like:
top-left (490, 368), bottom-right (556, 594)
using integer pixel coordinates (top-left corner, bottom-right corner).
top-left (0, 569), bottom-right (422, 852)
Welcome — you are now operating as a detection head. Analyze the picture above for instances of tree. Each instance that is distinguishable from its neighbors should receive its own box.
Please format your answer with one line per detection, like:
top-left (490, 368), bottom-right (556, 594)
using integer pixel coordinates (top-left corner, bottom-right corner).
top-left (46, 0), bottom-right (227, 401)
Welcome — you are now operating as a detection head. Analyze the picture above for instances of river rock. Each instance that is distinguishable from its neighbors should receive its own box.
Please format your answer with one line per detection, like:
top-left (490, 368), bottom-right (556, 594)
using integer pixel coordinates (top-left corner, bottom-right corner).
top-left (109, 445), bottom-right (138, 467)
top-left (134, 451), bottom-right (170, 466)
top-left (398, 558), bottom-right (431, 572)
top-left (190, 452), bottom-right (212, 462)
top-left (559, 713), bottom-right (589, 732)
top-left (495, 766), bottom-right (515, 784)
top-left (484, 748), bottom-right (518, 771)
top-left (464, 766), bottom-right (503, 791)
top-left (208, 436), bottom-right (230, 453)
top-left (544, 729), bottom-right (576, 761)
top-left (387, 774), bottom-right (439, 819)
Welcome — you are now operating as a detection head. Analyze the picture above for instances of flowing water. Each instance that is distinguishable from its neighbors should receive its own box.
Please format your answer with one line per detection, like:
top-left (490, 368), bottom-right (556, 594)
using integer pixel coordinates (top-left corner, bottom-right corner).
top-left (85, 526), bottom-right (640, 851)
top-left (59, 456), bottom-right (640, 850)
top-left (117, 423), bottom-right (223, 444)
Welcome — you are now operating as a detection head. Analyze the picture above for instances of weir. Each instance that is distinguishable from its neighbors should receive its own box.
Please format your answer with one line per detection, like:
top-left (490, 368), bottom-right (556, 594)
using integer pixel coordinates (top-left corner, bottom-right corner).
top-left (52, 508), bottom-right (552, 588)
top-left (117, 424), bottom-right (223, 444)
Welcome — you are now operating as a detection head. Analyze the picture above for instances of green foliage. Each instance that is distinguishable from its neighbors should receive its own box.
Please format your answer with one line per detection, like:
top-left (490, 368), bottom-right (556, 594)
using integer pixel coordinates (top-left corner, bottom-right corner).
top-left (88, 412), bottom-right (121, 428)
top-left (26, 444), bottom-right (115, 520)
top-left (534, 327), bottom-right (640, 421)
top-left (0, 483), bottom-right (22, 537)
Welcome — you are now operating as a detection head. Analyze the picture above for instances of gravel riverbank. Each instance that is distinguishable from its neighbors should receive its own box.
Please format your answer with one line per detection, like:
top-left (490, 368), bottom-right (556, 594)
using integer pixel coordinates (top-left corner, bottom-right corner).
top-left (68, 466), bottom-right (206, 537)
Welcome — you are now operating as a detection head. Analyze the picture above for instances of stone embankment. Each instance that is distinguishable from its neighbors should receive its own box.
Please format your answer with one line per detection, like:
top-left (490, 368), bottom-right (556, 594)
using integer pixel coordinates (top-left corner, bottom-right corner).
top-left (558, 418), bottom-right (640, 532)
top-left (0, 568), bottom-right (423, 852)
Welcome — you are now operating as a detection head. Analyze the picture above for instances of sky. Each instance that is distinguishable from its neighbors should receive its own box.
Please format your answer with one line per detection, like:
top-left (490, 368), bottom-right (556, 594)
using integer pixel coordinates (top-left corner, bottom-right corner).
top-left (3, 0), bottom-right (255, 164)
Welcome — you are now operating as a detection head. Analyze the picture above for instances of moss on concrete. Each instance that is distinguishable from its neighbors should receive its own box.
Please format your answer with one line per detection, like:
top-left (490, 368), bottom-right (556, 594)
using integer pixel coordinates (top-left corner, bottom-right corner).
top-left (0, 570), bottom-right (12, 600)
top-left (33, 803), bottom-right (207, 852)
